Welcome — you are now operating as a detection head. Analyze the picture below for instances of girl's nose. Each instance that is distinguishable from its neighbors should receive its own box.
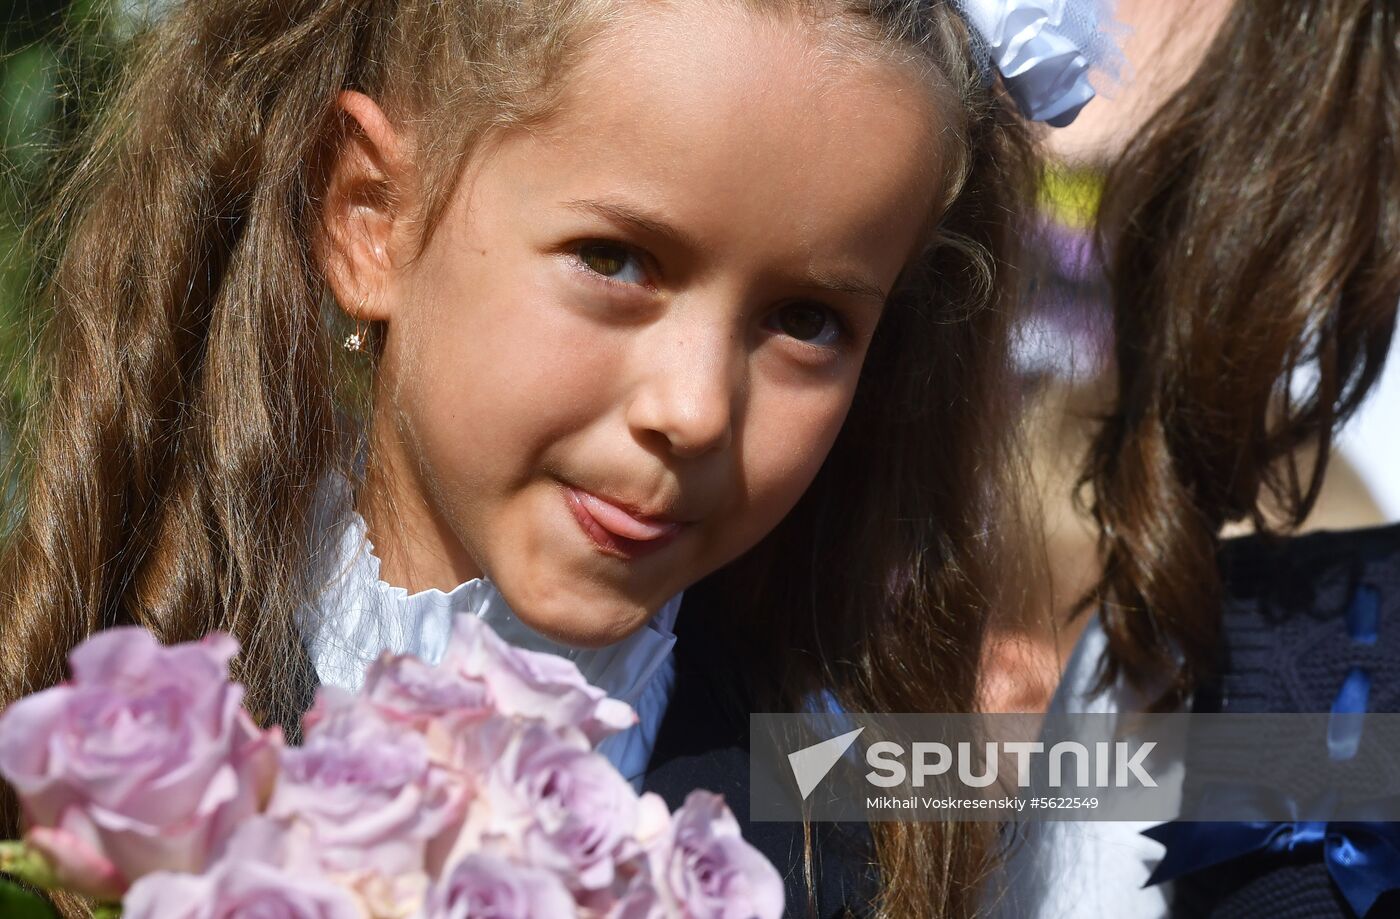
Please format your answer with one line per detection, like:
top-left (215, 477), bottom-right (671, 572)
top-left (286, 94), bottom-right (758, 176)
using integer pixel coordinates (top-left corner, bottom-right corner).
top-left (625, 328), bottom-right (738, 459)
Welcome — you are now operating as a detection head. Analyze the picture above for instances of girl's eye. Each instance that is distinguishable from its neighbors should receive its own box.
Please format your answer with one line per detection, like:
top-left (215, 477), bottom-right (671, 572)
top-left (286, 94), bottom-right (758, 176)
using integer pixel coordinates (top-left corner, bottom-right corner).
top-left (575, 241), bottom-right (648, 286)
top-left (768, 301), bottom-right (846, 349)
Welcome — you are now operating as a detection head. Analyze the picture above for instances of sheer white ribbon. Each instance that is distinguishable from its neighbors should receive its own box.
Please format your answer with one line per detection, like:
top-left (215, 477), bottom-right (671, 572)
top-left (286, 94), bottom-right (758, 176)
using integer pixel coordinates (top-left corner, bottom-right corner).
top-left (953, 0), bottom-right (1123, 126)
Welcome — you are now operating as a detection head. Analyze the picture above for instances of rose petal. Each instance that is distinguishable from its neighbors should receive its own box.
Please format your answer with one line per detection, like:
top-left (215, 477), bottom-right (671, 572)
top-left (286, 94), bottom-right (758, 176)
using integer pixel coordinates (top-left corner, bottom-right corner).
top-left (26, 825), bottom-right (125, 901)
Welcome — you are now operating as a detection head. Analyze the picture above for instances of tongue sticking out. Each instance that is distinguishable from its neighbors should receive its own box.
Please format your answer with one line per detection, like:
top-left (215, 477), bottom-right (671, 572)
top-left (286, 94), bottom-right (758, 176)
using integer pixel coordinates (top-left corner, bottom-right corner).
top-left (573, 491), bottom-right (680, 541)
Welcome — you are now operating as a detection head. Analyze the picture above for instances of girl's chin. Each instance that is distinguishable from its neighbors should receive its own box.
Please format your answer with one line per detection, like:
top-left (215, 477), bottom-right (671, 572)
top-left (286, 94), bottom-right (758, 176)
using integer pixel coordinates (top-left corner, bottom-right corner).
top-left (506, 586), bottom-right (657, 650)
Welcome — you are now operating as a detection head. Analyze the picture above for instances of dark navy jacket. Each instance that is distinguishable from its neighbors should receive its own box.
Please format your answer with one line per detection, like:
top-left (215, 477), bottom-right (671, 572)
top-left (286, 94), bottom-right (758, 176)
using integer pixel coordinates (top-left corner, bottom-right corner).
top-left (640, 578), bottom-right (879, 919)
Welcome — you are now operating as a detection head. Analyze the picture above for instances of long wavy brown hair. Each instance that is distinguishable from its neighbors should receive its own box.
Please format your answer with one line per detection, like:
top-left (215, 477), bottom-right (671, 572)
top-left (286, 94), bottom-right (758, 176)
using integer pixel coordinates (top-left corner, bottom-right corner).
top-left (1083, 0), bottom-right (1400, 709)
top-left (0, 1), bottom-right (1037, 915)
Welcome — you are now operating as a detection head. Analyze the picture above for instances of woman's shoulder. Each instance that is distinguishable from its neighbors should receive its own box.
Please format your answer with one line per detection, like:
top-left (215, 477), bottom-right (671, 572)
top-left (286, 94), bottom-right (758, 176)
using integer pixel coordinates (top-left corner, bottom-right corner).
top-left (1052, 522), bottom-right (1400, 715)
top-left (1153, 530), bottom-right (1400, 915)
top-left (1212, 522), bottom-right (1400, 714)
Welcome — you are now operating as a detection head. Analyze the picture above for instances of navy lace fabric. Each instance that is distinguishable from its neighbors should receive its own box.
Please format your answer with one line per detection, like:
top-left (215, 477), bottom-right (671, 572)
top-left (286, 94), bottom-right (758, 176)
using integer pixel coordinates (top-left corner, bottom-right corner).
top-left (1167, 523), bottom-right (1400, 918)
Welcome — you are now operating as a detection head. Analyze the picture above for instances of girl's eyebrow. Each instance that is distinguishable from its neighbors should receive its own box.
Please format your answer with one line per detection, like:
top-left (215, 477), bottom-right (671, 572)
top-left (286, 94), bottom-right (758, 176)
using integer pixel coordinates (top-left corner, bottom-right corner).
top-left (561, 196), bottom-right (889, 306)
top-left (797, 268), bottom-right (889, 307)
top-left (562, 198), bottom-right (702, 253)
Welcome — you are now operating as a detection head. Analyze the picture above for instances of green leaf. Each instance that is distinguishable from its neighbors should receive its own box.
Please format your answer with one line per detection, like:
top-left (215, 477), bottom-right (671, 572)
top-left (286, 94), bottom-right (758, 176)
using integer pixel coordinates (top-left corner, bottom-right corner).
top-left (0, 840), bottom-right (56, 890)
top-left (0, 875), bottom-right (59, 918)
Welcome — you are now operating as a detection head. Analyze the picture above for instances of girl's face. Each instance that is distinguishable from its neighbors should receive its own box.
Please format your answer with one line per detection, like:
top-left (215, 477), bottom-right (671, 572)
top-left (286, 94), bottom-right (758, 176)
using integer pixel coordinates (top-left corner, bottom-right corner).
top-left (342, 3), bottom-right (943, 647)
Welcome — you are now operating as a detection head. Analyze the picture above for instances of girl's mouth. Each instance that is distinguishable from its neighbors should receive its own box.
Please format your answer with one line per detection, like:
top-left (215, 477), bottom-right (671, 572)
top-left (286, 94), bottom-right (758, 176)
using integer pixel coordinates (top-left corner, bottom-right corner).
top-left (562, 485), bottom-right (683, 560)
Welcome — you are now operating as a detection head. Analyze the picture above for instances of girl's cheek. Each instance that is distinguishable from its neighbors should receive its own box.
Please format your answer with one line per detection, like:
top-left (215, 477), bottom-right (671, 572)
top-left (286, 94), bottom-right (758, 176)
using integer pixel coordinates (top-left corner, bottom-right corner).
top-left (745, 384), bottom-right (850, 501)
top-left (432, 306), bottom-right (623, 455)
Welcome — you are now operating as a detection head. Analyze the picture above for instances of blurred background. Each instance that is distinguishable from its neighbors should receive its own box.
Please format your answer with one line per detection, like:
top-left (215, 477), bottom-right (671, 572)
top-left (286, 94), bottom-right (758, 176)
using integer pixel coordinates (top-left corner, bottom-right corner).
top-left (3, 0), bottom-right (1397, 713)
top-left (1, 0), bottom-right (144, 427)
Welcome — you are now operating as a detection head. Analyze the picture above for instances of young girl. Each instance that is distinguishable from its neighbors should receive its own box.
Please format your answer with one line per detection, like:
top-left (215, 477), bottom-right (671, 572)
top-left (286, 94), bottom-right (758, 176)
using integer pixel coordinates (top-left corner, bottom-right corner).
top-left (0, 0), bottom-right (1111, 916)
top-left (998, 0), bottom-right (1400, 915)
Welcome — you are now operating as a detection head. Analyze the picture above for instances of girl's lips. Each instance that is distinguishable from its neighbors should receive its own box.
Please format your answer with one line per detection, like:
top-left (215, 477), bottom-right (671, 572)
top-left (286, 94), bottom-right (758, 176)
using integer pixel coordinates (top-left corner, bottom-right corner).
top-left (570, 488), bottom-right (681, 540)
top-left (563, 486), bottom-right (682, 559)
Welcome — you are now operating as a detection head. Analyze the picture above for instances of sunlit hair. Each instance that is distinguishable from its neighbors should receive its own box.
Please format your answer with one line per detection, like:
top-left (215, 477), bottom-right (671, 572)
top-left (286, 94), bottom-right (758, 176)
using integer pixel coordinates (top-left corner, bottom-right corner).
top-left (1083, 0), bottom-right (1400, 710)
top-left (0, 1), bottom-right (1037, 915)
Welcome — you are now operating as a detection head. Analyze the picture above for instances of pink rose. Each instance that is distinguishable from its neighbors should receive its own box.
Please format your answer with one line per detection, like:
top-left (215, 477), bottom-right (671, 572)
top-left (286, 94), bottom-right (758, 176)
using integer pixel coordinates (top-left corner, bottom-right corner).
top-left (582, 850), bottom-right (666, 919)
top-left (0, 628), bottom-right (280, 898)
top-left (122, 818), bottom-right (363, 919)
top-left (358, 651), bottom-right (496, 769)
top-left (576, 794), bottom-right (679, 919)
top-left (651, 792), bottom-right (784, 919)
top-left (591, 793), bottom-right (675, 919)
top-left (361, 652), bottom-right (494, 731)
top-left (440, 617), bottom-right (635, 743)
top-left (271, 687), bottom-right (469, 898)
top-left (423, 852), bottom-right (577, 918)
top-left (458, 722), bottom-right (639, 892)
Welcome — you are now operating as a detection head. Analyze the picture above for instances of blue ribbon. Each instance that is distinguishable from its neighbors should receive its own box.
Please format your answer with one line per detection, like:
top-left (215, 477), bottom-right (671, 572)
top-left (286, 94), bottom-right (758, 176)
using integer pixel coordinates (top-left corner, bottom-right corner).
top-left (1330, 667), bottom-right (1371, 761)
top-left (1143, 806), bottom-right (1400, 917)
top-left (1331, 585), bottom-right (1380, 759)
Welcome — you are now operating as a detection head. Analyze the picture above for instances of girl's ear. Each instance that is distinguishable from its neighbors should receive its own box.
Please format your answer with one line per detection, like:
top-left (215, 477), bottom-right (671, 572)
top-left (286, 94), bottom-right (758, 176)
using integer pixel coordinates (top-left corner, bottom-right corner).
top-left (317, 90), bottom-right (411, 323)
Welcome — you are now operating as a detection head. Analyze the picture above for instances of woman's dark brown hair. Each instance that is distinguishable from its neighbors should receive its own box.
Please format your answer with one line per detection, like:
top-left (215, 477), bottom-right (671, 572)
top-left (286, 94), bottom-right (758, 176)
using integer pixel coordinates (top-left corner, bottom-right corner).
top-left (1084, 0), bottom-right (1400, 708)
top-left (0, 1), bottom-right (1037, 915)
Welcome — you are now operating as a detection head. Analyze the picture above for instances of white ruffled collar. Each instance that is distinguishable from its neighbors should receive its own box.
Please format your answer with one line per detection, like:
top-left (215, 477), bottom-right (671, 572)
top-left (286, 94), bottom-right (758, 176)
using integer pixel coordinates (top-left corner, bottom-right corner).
top-left (299, 473), bottom-right (684, 710)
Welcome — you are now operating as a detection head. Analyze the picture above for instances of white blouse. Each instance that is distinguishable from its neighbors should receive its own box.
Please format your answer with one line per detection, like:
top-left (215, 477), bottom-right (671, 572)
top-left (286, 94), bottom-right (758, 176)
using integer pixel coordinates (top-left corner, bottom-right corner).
top-left (298, 472), bottom-right (683, 791)
top-left (991, 618), bottom-right (1180, 919)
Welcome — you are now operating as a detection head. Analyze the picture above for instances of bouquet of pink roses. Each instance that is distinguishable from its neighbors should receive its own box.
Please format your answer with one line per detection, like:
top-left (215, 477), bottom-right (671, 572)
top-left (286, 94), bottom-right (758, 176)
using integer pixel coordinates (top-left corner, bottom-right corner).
top-left (0, 618), bottom-right (785, 918)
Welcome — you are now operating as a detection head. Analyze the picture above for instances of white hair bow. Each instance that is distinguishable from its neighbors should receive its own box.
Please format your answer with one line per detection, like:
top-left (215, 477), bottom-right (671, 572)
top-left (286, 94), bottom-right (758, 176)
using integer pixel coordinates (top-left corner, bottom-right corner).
top-left (952, 0), bottom-right (1123, 127)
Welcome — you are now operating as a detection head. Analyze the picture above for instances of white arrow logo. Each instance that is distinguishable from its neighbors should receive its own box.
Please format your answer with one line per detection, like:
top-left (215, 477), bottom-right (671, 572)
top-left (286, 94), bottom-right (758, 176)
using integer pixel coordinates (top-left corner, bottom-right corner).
top-left (788, 727), bottom-right (865, 800)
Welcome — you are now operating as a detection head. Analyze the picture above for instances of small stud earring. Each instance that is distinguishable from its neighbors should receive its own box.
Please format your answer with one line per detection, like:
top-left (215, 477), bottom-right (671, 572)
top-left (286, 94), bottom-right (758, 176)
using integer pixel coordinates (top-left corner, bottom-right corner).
top-left (343, 297), bottom-right (369, 352)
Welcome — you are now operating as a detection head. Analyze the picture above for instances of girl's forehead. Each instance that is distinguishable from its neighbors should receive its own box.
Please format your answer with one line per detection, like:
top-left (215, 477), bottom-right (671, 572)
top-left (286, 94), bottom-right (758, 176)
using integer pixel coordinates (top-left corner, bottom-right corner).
top-left (506, 1), bottom-right (943, 270)
top-left (565, 1), bottom-right (933, 132)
